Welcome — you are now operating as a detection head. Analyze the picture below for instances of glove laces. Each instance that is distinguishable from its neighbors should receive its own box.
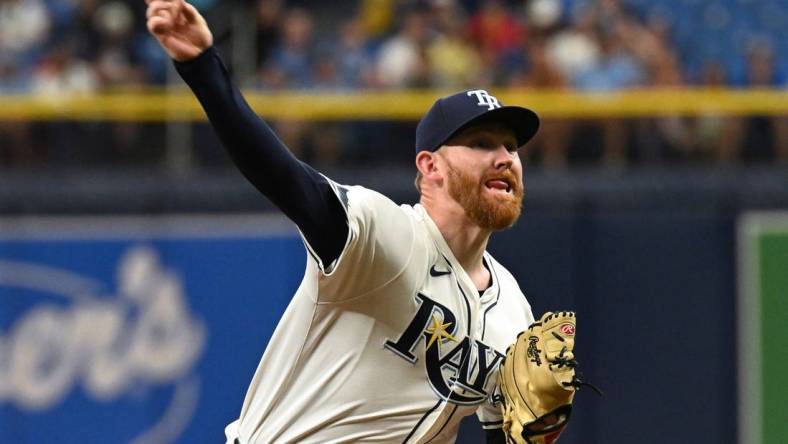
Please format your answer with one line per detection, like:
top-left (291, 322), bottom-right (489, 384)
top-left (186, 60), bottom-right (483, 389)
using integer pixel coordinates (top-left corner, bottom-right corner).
top-left (551, 345), bottom-right (604, 397)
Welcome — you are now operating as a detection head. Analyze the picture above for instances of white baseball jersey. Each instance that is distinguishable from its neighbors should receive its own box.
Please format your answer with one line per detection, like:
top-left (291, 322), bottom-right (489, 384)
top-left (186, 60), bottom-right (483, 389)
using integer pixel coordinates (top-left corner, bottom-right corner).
top-left (225, 181), bottom-right (535, 443)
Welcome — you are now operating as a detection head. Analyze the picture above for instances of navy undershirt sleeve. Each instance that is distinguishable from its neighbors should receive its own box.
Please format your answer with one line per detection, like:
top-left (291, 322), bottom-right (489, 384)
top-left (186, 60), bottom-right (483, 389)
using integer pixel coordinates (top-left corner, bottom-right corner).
top-left (174, 47), bottom-right (348, 267)
top-left (485, 428), bottom-right (505, 443)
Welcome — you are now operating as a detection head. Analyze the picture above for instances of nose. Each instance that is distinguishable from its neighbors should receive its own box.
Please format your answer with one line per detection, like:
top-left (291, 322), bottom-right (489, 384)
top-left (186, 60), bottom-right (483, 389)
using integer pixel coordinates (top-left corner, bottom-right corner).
top-left (493, 145), bottom-right (514, 170)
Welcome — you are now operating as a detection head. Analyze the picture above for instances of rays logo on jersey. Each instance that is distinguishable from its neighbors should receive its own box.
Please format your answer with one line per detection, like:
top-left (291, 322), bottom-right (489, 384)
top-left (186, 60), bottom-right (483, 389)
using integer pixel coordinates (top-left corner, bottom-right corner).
top-left (384, 293), bottom-right (504, 405)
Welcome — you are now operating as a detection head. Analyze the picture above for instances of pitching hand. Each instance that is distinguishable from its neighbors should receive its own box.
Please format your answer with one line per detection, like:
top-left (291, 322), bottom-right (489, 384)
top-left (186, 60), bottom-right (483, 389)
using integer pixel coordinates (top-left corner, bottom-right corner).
top-left (146, 0), bottom-right (212, 62)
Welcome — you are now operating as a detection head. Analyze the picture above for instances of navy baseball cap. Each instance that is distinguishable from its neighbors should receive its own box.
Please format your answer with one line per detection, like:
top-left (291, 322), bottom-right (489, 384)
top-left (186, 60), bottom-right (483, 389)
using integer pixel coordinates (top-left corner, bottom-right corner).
top-left (415, 89), bottom-right (540, 153)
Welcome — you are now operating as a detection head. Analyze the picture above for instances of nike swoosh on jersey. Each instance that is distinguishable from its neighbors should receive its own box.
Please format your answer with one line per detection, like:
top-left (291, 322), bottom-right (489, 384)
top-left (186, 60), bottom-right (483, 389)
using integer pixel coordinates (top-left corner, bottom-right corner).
top-left (429, 264), bottom-right (451, 277)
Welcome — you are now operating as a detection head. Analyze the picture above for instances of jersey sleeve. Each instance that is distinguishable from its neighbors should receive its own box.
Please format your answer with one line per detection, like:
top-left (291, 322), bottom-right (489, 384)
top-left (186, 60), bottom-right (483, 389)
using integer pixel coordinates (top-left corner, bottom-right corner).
top-left (477, 400), bottom-right (504, 431)
top-left (302, 181), bottom-right (416, 303)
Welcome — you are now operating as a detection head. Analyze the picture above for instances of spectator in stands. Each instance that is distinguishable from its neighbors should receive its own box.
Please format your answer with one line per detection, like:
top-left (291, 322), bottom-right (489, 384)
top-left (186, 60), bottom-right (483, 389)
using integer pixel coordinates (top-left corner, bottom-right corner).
top-left (574, 20), bottom-right (646, 91)
top-left (545, 7), bottom-right (601, 87)
top-left (31, 39), bottom-right (98, 95)
top-left (255, 0), bottom-right (283, 70)
top-left (334, 18), bottom-right (377, 89)
top-left (571, 20), bottom-right (645, 166)
top-left (92, 1), bottom-right (148, 87)
top-left (509, 36), bottom-right (572, 168)
top-left (693, 61), bottom-right (741, 163)
top-left (260, 8), bottom-right (315, 89)
top-left (0, 0), bottom-right (51, 89)
top-left (259, 8), bottom-right (326, 161)
top-left (359, 0), bottom-right (395, 39)
top-left (57, 0), bottom-right (102, 63)
top-left (639, 50), bottom-right (694, 163)
top-left (466, 0), bottom-right (525, 82)
top-left (427, 2), bottom-right (482, 88)
top-left (0, 0), bottom-right (51, 164)
top-left (0, 0), bottom-right (50, 58)
top-left (627, 14), bottom-right (690, 163)
top-left (737, 43), bottom-right (788, 162)
top-left (375, 8), bottom-right (432, 88)
top-left (0, 0), bottom-right (785, 170)
top-left (509, 36), bottom-right (565, 89)
top-left (619, 18), bottom-right (672, 81)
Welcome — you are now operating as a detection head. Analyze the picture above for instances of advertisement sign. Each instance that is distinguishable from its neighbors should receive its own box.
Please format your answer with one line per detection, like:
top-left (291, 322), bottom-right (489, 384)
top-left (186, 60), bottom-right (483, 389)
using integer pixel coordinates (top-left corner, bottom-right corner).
top-left (0, 215), bottom-right (304, 443)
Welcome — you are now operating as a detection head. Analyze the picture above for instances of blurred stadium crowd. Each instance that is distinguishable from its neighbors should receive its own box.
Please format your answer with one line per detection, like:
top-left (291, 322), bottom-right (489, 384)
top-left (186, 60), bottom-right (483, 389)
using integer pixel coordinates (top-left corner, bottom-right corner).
top-left (0, 0), bottom-right (786, 168)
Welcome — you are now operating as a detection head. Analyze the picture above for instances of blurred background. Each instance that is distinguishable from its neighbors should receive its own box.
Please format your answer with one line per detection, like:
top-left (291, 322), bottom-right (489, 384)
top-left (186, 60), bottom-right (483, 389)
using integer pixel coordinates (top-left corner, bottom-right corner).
top-left (0, 0), bottom-right (786, 443)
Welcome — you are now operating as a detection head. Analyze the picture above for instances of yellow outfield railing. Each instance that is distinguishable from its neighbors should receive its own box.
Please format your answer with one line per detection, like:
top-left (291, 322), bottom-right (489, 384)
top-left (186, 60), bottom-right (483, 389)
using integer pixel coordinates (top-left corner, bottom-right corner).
top-left (0, 88), bottom-right (786, 121)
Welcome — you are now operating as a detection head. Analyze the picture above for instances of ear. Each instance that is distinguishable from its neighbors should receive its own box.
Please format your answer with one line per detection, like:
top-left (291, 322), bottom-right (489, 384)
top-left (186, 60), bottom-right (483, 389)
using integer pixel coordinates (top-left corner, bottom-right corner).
top-left (415, 150), bottom-right (441, 183)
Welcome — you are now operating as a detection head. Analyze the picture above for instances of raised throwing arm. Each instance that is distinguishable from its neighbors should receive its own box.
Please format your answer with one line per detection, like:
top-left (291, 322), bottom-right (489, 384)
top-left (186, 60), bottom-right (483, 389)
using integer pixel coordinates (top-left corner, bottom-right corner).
top-left (146, 0), bottom-right (348, 268)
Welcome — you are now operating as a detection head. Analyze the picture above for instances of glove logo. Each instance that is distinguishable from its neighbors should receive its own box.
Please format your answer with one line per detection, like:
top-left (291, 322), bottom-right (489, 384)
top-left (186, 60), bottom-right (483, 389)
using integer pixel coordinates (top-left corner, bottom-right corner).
top-left (526, 336), bottom-right (542, 366)
top-left (559, 323), bottom-right (575, 336)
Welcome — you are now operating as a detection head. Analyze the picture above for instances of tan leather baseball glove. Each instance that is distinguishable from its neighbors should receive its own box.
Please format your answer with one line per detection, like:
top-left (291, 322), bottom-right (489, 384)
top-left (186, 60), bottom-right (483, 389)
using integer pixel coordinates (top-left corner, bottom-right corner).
top-left (499, 311), bottom-right (599, 444)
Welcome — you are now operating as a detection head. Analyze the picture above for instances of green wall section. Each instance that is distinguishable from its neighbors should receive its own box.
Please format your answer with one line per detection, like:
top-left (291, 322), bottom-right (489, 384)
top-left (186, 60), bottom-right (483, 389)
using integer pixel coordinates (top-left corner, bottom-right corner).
top-left (758, 234), bottom-right (788, 444)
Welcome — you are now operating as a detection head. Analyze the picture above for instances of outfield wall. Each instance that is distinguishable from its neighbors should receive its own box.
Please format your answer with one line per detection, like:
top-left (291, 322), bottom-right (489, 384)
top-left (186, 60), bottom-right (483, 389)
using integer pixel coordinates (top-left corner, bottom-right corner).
top-left (1, 169), bottom-right (786, 444)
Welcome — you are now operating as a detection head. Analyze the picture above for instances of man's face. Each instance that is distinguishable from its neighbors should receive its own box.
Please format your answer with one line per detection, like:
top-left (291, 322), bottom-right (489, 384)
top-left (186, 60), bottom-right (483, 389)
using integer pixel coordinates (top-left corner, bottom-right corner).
top-left (438, 122), bottom-right (524, 230)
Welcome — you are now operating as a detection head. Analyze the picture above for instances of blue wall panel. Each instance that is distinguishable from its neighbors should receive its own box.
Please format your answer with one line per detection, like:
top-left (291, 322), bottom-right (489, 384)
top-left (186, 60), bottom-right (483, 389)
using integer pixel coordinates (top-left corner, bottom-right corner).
top-left (460, 207), bottom-right (738, 444)
top-left (0, 221), bottom-right (302, 444)
top-left (0, 209), bottom-right (739, 444)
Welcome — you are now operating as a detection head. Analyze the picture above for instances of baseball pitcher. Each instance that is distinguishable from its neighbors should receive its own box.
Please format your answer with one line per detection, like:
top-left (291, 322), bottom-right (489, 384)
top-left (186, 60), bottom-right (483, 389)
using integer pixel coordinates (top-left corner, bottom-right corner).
top-left (146, 1), bottom-right (593, 442)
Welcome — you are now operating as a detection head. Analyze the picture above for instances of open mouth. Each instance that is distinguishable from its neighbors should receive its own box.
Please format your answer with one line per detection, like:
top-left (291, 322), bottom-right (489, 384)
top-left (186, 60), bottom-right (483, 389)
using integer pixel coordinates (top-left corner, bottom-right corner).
top-left (485, 178), bottom-right (513, 194)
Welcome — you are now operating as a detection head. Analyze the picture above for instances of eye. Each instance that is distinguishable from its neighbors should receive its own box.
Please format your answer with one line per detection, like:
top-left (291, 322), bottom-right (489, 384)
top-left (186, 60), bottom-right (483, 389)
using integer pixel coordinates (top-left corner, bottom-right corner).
top-left (471, 138), bottom-right (495, 149)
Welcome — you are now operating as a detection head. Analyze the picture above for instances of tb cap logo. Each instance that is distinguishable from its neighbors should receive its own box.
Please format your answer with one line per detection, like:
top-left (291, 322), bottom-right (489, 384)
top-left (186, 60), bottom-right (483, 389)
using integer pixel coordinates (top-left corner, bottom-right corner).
top-left (467, 90), bottom-right (501, 110)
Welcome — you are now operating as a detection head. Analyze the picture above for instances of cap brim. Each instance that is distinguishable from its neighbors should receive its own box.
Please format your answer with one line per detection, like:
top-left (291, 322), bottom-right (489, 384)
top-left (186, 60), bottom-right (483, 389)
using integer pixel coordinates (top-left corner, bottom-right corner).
top-left (445, 106), bottom-right (540, 149)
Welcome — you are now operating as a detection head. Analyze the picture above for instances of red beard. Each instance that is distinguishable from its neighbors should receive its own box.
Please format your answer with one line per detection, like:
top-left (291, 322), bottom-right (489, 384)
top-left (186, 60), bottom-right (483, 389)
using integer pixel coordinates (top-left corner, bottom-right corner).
top-left (444, 159), bottom-right (524, 230)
